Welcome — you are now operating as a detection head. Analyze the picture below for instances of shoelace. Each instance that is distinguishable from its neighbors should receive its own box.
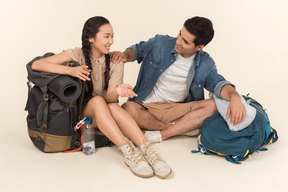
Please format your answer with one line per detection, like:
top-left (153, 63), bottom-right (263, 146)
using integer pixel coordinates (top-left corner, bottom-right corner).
top-left (126, 141), bottom-right (144, 164)
top-left (143, 143), bottom-right (161, 165)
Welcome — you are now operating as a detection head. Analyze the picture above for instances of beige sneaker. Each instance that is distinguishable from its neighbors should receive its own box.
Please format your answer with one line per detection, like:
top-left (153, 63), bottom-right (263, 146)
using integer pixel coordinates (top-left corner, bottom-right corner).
top-left (119, 141), bottom-right (154, 178)
top-left (144, 131), bottom-right (163, 143)
top-left (139, 142), bottom-right (172, 179)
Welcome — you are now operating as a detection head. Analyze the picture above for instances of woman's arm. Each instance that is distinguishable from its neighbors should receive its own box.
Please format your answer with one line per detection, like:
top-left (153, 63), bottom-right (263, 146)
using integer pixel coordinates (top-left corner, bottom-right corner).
top-left (32, 51), bottom-right (91, 81)
top-left (105, 84), bottom-right (138, 103)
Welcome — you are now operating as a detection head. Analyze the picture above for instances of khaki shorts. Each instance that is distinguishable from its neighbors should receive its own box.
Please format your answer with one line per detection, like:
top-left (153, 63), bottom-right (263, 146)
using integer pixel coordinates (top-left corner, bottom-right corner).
top-left (137, 101), bottom-right (195, 124)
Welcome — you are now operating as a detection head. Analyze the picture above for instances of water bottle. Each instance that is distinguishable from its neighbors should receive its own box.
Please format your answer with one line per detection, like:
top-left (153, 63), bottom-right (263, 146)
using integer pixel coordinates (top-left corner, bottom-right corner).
top-left (82, 116), bottom-right (96, 155)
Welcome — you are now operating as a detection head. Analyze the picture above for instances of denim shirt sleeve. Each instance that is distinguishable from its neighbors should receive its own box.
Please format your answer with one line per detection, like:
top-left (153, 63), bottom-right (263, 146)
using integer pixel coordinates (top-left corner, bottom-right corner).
top-left (127, 36), bottom-right (157, 63)
top-left (204, 61), bottom-right (235, 98)
top-left (214, 80), bottom-right (235, 98)
top-left (190, 50), bottom-right (234, 100)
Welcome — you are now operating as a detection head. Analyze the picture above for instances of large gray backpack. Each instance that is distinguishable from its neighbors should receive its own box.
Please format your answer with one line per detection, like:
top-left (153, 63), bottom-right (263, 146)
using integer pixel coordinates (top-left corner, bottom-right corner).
top-left (25, 53), bottom-right (84, 152)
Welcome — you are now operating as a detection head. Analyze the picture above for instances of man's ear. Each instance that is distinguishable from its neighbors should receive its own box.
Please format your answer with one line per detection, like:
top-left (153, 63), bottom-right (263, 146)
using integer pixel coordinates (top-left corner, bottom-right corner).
top-left (196, 45), bottom-right (205, 51)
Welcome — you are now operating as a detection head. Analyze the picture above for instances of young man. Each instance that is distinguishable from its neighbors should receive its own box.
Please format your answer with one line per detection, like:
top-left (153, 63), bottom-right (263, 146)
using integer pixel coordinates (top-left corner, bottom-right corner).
top-left (111, 16), bottom-right (246, 143)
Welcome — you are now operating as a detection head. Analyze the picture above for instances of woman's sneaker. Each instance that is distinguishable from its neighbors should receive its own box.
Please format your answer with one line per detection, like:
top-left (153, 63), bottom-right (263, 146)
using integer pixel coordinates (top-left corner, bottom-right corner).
top-left (119, 140), bottom-right (154, 178)
top-left (139, 142), bottom-right (172, 179)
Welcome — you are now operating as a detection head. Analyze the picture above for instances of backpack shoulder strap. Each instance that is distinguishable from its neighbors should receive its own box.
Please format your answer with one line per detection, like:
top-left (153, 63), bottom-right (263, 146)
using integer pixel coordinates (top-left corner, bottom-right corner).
top-left (37, 92), bottom-right (49, 133)
top-left (76, 81), bottom-right (87, 120)
top-left (262, 127), bottom-right (279, 146)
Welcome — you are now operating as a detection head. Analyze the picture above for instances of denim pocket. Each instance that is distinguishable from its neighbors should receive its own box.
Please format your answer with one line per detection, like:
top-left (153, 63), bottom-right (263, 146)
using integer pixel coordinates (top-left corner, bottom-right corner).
top-left (190, 83), bottom-right (204, 101)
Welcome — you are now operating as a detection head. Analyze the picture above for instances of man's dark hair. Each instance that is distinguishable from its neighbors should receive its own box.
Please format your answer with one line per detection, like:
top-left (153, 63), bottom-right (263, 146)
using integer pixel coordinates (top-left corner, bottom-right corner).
top-left (184, 16), bottom-right (214, 46)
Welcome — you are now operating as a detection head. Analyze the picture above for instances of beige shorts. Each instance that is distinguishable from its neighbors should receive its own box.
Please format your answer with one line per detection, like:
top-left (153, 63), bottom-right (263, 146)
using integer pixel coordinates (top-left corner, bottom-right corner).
top-left (137, 101), bottom-right (195, 124)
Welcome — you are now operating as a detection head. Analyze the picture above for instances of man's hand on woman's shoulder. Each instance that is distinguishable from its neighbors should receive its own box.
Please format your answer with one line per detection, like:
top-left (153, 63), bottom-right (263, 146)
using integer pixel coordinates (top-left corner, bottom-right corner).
top-left (110, 51), bottom-right (127, 63)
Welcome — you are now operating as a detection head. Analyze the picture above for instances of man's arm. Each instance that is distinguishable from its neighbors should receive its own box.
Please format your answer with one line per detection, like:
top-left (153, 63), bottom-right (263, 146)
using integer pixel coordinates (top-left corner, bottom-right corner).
top-left (220, 85), bottom-right (246, 126)
top-left (110, 48), bottom-right (135, 63)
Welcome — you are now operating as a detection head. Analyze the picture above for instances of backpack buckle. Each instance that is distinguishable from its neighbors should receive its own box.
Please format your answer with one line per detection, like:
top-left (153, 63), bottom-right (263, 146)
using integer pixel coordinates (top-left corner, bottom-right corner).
top-left (226, 155), bottom-right (241, 164)
top-left (43, 94), bottom-right (49, 101)
top-left (74, 117), bottom-right (87, 131)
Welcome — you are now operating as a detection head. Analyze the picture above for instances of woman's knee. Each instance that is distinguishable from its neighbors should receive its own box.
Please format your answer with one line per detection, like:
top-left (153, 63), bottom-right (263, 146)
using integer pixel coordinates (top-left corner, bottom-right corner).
top-left (87, 96), bottom-right (105, 105)
top-left (107, 102), bottom-right (121, 113)
top-left (85, 96), bottom-right (107, 112)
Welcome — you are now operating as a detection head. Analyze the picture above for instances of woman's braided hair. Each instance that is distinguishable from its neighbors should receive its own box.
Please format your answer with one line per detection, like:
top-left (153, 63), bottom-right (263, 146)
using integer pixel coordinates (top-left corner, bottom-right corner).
top-left (81, 16), bottom-right (111, 99)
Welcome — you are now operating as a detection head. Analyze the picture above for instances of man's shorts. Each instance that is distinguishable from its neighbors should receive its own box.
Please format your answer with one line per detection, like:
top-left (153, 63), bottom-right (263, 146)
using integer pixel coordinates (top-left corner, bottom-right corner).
top-left (137, 101), bottom-right (195, 124)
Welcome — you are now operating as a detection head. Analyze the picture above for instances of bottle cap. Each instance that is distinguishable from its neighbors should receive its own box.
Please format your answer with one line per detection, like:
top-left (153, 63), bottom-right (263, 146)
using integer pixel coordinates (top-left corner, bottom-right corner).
top-left (84, 116), bottom-right (92, 125)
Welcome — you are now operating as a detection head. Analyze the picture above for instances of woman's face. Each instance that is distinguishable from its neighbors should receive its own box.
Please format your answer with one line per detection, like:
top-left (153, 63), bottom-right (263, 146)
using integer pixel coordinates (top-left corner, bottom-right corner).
top-left (89, 23), bottom-right (114, 57)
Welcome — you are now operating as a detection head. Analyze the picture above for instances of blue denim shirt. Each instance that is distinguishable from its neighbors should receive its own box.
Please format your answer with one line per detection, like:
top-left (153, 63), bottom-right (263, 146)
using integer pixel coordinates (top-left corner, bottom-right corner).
top-left (128, 35), bottom-right (233, 102)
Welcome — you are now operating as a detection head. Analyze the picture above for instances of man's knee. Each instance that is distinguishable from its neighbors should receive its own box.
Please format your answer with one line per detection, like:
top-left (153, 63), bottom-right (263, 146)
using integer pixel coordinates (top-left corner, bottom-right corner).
top-left (204, 99), bottom-right (217, 115)
top-left (122, 102), bottom-right (142, 118)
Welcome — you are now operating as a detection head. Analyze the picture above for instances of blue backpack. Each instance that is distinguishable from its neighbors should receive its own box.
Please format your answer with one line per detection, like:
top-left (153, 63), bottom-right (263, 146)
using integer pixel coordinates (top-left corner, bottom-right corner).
top-left (192, 95), bottom-right (278, 164)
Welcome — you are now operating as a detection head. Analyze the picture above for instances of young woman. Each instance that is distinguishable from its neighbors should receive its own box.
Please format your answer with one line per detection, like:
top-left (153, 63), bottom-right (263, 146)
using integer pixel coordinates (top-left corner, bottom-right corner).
top-left (32, 16), bottom-right (171, 179)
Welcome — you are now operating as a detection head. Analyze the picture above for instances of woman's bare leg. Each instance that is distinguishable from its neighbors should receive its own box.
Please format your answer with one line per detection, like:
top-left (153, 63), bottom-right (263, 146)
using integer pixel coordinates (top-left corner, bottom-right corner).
top-left (83, 96), bottom-right (126, 147)
top-left (108, 103), bottom-right (147, 147)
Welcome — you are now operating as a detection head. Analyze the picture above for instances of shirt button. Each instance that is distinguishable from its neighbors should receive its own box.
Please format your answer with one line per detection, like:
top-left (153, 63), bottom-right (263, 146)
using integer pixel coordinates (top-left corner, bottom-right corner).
top-left (198, 85), bottom-right (201, 88)
top-left (160, 70), bottom-right (162, 72)
top-left (150, 62), bottom-right (152, 64)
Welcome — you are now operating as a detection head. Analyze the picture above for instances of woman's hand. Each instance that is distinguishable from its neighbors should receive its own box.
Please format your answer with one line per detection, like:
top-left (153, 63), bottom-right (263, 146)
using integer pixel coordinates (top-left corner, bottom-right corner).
top-left (69, 65), bottom-right (91, 81)
top-left (115, 84), bottom-right (138, 98)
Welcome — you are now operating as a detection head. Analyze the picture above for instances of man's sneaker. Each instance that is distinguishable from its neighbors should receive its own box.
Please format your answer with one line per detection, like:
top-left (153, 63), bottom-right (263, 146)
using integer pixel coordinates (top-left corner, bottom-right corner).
top-left (180, 128), bottom-right (200, 137)
top-left (119, 140), bottom-right (154, 178)
top-left (139, 142), bottom-right (172, 179)
top-left (144, 131), bottom-right (163, 143)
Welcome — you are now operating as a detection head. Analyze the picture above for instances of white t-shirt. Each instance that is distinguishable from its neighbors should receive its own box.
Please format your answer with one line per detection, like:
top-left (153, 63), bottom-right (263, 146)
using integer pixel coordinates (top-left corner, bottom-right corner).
top-left (143, 53), bottom-right (195, 103)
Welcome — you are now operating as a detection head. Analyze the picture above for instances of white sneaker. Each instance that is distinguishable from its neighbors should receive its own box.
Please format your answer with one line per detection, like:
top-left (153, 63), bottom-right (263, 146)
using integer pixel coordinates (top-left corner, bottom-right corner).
top-left (119, 141), bottom-right (154, 178)
top-left (139, 142), bottom-right (172, 179)
top-left (144, 131), bottom-right (163, 143)
top-left (180, 129), bottom-right (200, 137)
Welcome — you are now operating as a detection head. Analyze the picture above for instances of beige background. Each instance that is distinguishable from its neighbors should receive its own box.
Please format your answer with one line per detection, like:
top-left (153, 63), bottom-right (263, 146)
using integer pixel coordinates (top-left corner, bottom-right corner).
top-left (1, 0), bottom-right (287, 191)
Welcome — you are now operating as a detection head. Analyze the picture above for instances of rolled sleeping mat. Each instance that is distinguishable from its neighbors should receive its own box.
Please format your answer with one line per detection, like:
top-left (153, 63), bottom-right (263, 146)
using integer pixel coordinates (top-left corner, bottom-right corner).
top-left (48, 75), bottom-right (82, 103)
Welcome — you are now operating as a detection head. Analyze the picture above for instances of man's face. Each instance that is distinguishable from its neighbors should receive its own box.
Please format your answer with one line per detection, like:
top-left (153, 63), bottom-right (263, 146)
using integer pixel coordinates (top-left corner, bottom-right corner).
top-left (175, 26), bottom-right (204, 58)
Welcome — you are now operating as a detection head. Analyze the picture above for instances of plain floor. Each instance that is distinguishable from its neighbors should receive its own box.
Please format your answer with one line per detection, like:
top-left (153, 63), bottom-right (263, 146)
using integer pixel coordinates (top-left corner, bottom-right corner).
top-left (1, 116), bottom-right (287, 192)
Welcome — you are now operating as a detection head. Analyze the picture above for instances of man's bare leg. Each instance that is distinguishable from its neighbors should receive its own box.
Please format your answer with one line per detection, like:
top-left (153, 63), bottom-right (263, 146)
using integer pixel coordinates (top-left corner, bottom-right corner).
top-left (161, 99), bottom-right (217, 140)
top-left (122, 99), bottom-right (217, 141)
